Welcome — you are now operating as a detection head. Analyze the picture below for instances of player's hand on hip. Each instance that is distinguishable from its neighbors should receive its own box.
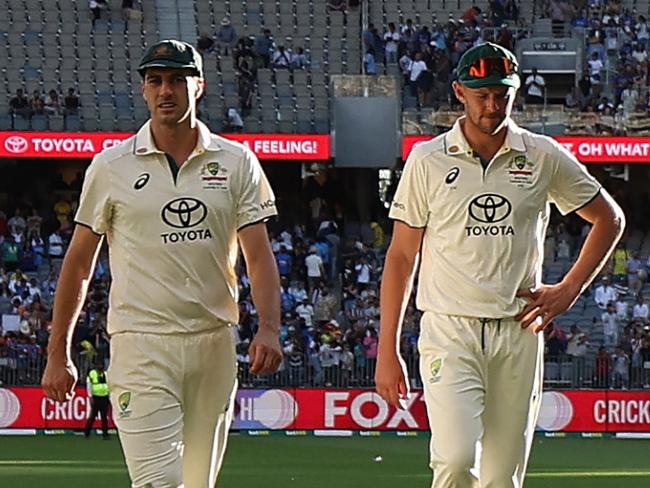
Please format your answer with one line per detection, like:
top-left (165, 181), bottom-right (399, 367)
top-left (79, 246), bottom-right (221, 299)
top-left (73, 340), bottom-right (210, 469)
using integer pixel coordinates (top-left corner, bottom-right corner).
top-left (375, 351), bottom-right (410, 410)
top-left (249, 328), bottom-right (283, 375)
top-left (42, 358), bottom-right (78, 403)
top-left (515, 282), bottom-right (581, 333)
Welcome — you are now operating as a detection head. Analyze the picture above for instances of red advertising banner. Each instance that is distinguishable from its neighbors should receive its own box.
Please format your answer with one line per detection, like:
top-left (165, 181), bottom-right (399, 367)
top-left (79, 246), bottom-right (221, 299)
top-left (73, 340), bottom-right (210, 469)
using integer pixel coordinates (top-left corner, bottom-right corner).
top-left (222, 134), bottom-right (330, 160)
top-left (0, 132), bottom-right (330, 160)
top-left (0, 387), bottom-right (115, 429)
top-left (402, 135), bottom-right (650, 163)
top-left (0, 132), bottom-right (132, 159)
top-left (2, 388), bottom-right (649, 432)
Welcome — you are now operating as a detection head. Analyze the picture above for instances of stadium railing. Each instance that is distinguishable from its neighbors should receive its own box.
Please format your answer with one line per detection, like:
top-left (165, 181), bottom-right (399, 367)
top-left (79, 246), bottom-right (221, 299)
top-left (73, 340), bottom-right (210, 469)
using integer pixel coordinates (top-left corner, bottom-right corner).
top-left (2, 350), bottom-right (649, 391)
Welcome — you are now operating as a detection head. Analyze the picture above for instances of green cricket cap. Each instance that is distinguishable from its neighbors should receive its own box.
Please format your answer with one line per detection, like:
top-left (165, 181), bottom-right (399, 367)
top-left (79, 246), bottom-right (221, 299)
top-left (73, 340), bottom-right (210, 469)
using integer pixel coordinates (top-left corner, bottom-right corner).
top-left (138, 40), bottom-right (203, 78)
top-left (457, 42), bottom-right (520, 89)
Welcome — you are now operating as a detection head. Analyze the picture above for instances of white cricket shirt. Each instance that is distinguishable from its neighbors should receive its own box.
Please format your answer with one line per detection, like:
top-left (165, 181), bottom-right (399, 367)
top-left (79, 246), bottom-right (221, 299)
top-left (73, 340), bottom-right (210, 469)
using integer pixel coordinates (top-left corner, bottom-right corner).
top-left (75, 120), bottom-right (277, 334)
top-left (389, 117), bottom-right (601, 318)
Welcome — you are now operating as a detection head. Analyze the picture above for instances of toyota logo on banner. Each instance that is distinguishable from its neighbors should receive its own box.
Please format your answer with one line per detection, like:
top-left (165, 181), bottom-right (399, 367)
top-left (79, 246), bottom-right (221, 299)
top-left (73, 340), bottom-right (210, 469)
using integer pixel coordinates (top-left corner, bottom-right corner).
top-left (469, 193), bottom-right (512, 223)
top-left (4, 136), bottom-right (29, 154)
top-left (161, 197), bottom-right (208, 229)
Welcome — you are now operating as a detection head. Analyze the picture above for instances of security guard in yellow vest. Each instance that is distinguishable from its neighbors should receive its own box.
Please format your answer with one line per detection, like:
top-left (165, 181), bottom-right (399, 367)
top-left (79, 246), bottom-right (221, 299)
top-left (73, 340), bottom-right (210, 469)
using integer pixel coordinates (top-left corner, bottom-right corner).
top-left (84, 361), bottom-right (110, 439)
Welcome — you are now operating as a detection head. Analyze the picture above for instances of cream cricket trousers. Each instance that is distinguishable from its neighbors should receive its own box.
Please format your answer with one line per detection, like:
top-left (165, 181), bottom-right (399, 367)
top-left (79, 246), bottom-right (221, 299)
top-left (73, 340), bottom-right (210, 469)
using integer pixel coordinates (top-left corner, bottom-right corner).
top-left (108, 327), bottom-right (238, 488)
top-left (418, 312), bottom-right (544, 488)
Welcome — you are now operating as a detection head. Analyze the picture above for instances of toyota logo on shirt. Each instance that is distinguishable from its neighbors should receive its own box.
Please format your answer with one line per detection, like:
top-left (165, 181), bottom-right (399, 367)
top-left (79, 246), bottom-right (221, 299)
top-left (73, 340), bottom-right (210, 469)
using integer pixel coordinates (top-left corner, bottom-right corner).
top-left (4, 136), bottom-right (29, 154)
top-left (469, 193), bottom-right (512, 223)
top-left (161, 197), bottom-right (208, 228)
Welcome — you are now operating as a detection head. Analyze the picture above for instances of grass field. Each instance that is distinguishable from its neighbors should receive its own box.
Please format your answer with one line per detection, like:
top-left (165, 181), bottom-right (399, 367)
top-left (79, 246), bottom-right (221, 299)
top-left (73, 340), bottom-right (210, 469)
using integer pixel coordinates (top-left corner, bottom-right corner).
top-left (1, 434), bottom-right (649, 487)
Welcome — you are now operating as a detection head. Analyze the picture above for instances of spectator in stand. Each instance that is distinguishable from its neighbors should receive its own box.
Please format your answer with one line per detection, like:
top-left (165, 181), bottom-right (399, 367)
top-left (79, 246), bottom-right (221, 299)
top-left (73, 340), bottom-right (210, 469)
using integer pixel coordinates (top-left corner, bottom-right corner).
top-left (496, 24), bottom-right (514, 52)
top-left (196, 33), bottom-right (215, 57)
top-left (627, 251), bottom-right (644, 294)
top-left (398, 49), bottom-right (413, 84)
top-left (632, 295), bottom-right (649, 321)
top-left (8, 209), bottom-right (26, 241)
top-left (216, 18), bottom-right (238, 56)
top-left (44, 89), bottom-right (61, 115)
top-left (291, 48), bottom-right (310, 69)
top-left (383, 22), bottom-right (400, 64)
top-left (620, 82), bottom-right (639, 117)
top-left (611, 346), bottom-right (630, 388)
top-left (224, 107), bottom-right (244, 132)
top-left (254, 28), bottom-right (274, 68)
top-left (588, 51), bottom-right (604, 87)
top-left (595, 345), bottom-right (612, 387)
top-left (566, 324), bottom-right (589, 358)
top-left (611, 242), bottom-right (630, 284)
top-left (313, 285), bottom-right (338, 327)
top-left (64, 88), bottom-right (80, 116)
top-left (577, 69), bottom-right (593, 109)
top-left (602, 301), bottom-right (620, 348)
top-left (271, 45), bottom-right (292, 69)
top-left (9, 89), bottom-right (30, 118)
top-left (47, 228), bottom-right (64, 265)
top-left (545, 322), bottom-right (567, 357)
top-left (364, 48), bottom-right (378, 75)
top-left (355, 256), bottom-right (372, 291)
top-left (275, 245), bottom-right (293, 279)
top-left (295, 298), bottom-right (314, 327)
top-left (409, 52), bottom-right (427, 96)
top-left (305, 246), bottom-right (324, 293)
top-left (237, 60), bottom-right (255, 115)
top-left (594, 276), bottom-right (617, 309)
top-left (1, 236), bottom-right (20, 272)
top-left (88, 0), bottom-right (103, 27)
top-left (416, 64), bottom-right (435, 107)
top-left (524, 67), bottom-right (546, 105)
top-left (30, 90), bottom-right (45, 115)
top-left (233, 38), bottom-right (255, 70)
top-left (615, 295), bottom-right (629, 321)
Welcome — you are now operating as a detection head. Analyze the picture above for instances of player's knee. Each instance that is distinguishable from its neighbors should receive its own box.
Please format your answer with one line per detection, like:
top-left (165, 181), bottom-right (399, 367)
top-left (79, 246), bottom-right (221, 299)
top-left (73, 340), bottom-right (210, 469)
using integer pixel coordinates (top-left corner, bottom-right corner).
top-left (431, 445), bottom-right (476, 481)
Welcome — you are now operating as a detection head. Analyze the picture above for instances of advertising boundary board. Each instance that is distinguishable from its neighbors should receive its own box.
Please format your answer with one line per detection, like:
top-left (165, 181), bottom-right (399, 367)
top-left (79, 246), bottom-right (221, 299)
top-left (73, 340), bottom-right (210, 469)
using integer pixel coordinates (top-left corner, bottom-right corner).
top-left (402, 135), bottom-right (650, 163)
top-left (2, 388), bottom-right (650, 433)
top-left (0, 132), bottom-right (331, 160)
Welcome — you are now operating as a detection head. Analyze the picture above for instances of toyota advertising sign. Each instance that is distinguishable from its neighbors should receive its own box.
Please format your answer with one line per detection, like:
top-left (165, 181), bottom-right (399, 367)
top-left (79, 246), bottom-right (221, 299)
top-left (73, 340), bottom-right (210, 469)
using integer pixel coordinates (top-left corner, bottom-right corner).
top-left (0, 132), bottom-right (330, 160)
top-left (3, 388), bottom-right (650, 432)
top-left (402, 135), bottom-right (650, 163)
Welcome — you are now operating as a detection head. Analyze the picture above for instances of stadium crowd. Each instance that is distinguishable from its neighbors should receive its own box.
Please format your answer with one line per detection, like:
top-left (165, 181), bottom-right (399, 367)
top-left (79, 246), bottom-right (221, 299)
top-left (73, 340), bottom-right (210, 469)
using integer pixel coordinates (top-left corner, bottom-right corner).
top-left (1, 184), bottom-right (650, 389)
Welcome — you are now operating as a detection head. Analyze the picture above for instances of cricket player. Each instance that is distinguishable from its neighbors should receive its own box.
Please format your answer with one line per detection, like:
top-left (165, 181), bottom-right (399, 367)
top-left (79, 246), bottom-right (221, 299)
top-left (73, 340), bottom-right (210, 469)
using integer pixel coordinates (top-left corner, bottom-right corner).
top-left (41, 40), bottom-right (283, 487)
top-left (376, 43), bottom-right (625, 487)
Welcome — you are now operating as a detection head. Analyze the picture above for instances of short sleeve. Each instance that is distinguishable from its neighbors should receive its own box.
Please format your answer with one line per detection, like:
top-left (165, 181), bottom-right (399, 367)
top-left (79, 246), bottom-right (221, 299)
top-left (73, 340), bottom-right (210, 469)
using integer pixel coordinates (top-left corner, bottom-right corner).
top-left (548, 143), bottom-right (601, 216)
top-left (74, 157), bottom-right (112, 234)
top-left (388, 147), bottom-right (429, 227)
top-left (235, 148), bottom-right (277, 229)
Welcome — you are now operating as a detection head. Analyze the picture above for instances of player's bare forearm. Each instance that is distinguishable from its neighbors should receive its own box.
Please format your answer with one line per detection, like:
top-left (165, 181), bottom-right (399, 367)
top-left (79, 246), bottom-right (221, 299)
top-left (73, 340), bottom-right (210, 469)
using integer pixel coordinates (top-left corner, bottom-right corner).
top-left (563, 191), bottom-right (625, 295)
top-left (378, 250), bottom-right (417, 354)
top-left (238, 223), bottom-right (282, 374)
top-left (49, 226), bottom-right (103, 362)
top-left (516, 192), bottom-right (625, 331)
top-left (238, 223), bottom-right (280, 334)
top-left (376, 223), bottom-right (423, 408)
top-left (378, 222), bottom-right (423, 354)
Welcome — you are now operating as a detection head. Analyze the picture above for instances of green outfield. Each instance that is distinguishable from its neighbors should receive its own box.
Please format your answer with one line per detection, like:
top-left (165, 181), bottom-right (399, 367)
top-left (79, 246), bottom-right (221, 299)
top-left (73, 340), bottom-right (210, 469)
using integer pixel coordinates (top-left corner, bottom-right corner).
top-left (0, 434), bottom-right (649, 487)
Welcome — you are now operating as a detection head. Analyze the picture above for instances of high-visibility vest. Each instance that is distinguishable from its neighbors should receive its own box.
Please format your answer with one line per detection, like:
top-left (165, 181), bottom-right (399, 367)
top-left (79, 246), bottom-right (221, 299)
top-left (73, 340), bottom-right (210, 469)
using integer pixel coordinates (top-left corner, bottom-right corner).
top-left (88, 369), bottom-right (109, 397)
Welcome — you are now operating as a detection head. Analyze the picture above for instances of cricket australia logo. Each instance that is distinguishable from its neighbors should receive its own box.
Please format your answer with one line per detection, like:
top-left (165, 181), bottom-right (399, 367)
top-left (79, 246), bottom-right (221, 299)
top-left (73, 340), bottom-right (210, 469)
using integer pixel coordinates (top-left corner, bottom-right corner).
top-left (201, 162), bottom-right (229, 190)
top-left (429, 358), bottom-right (443, 384)
top-left (465, 193), bottom-right (515, 237)
top-left (118, 391), bottom-right (132, 418)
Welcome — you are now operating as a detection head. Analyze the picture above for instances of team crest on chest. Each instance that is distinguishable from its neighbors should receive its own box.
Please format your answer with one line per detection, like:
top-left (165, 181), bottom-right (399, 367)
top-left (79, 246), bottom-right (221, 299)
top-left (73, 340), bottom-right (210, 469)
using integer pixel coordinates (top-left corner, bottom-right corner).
top-left (201, 162), bottom-right (229, 190)
top-left (506, 155), bottom-right (534, 187)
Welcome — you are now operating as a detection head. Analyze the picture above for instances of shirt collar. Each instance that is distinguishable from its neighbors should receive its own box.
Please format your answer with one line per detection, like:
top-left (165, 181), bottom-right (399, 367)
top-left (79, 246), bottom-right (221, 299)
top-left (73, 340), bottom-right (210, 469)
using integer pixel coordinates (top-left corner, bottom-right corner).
top-left (444, 116), bottom-right (526, 156)
top-left (133, 119), bottom-right (222, 156)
